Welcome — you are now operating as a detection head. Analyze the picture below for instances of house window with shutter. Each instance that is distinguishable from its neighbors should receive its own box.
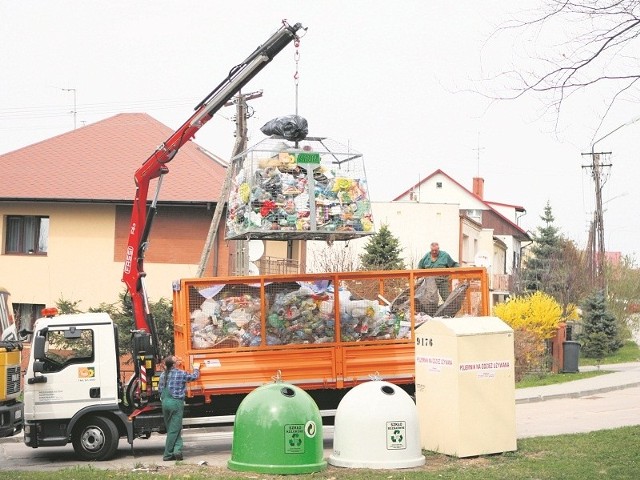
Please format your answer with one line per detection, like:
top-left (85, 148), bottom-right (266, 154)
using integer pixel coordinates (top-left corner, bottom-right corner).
top-left (4, 215), bottom-right (49, 255)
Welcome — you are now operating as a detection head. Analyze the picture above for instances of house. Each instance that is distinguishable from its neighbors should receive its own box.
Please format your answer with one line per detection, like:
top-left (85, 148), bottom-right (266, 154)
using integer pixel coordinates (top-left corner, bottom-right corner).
top-left (393, 170), bottom-right (530, 271)
top-left (0, 113), bottom-right (237, 331)
top-left (307, 169), bottom-right (531, 307)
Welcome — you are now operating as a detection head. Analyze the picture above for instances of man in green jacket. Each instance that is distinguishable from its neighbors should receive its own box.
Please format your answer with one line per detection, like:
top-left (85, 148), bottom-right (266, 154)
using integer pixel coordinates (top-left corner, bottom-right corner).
top-left (418, 242), bottom-right (459, 301)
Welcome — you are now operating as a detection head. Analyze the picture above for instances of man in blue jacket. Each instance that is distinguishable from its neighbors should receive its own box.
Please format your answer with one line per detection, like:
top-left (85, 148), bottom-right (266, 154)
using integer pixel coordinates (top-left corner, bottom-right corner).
top-left (418, 242), bottom-right (459, 301)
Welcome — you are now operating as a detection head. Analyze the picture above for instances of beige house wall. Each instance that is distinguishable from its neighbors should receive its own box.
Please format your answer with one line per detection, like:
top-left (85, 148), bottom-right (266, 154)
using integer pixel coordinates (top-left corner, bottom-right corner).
top-left (307, 201), bottom-right (462, 271)
top-left (1, 202), bottom-right (199, 309)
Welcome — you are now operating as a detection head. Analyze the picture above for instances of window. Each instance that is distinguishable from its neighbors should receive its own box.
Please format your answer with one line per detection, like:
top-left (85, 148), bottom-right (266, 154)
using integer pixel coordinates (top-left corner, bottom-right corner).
top-left (14, 302), bottom-right (45, 337)
top-left (4, 215), bottom-right (49, 254)
top-left (43, 328), bottom-right (94, 372)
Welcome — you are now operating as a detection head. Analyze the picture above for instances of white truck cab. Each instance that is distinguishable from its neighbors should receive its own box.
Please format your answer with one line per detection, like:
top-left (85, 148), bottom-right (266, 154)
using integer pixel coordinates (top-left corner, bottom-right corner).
top-left (23, 312), bottom-right (128, 460)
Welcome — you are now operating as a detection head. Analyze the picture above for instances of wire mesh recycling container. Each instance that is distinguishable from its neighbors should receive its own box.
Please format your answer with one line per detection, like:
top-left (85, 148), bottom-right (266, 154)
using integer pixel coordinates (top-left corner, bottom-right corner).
top-left (328, 380), bottom-right (425, 469)
top-left (415, 316), bottom-right (516, 457)
top-left (225, 136), bottom-right (374, 241)
top-left (227, 380), bottom-right (326, 474)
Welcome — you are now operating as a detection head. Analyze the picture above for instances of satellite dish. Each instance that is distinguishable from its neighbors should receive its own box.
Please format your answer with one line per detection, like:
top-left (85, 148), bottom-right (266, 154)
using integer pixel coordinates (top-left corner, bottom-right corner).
top-left (248, 240), bottom-right (265, 261)
top-left (248, 262), bottom-right (260, 276)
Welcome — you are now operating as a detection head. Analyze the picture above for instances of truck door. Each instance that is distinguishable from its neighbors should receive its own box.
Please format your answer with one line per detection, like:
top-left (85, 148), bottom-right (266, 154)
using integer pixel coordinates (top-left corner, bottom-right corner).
top-left (25, 317), bottom-right (119, 420)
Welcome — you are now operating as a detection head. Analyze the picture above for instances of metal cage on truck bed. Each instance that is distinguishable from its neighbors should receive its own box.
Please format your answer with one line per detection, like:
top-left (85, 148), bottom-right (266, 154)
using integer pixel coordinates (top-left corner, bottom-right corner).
top-left (172, 267), bottom-right (489, 400)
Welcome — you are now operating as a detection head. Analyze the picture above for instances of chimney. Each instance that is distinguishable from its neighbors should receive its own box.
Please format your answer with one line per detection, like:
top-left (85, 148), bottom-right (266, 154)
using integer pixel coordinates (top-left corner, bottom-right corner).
top-left (472, 177), bottom-right (484, 199)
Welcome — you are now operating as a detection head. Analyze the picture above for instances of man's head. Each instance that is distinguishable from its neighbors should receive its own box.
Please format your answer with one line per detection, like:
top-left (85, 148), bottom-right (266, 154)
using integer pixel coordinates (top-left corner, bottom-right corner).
top-left (164, 355), bottom-right (182, 369)
top-left (164, 356), bottom-right (175, 369)
top-left (430, 242), bottom-right (440, 255)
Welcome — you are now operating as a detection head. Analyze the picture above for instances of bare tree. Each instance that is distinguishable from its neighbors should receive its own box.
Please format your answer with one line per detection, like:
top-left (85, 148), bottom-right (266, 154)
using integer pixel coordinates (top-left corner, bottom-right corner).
top-left (307, 242), bottom-right (362, 273)
top-left (490, 1), bottom-right (640, 135)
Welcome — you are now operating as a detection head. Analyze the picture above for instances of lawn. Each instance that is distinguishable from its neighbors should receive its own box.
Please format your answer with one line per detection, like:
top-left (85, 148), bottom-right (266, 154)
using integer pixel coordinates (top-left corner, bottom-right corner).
top-left (579, 339), bottom-right (640, 366)
top-left (1, 426), bottom-right (638, 479)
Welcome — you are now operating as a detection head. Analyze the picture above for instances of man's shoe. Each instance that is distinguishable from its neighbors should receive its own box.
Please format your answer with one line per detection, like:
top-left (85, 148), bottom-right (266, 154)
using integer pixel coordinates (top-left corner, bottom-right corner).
top-left (173, 453), bottom-right (183, 461)
top-left (163, 455), bottom-right (175, 461)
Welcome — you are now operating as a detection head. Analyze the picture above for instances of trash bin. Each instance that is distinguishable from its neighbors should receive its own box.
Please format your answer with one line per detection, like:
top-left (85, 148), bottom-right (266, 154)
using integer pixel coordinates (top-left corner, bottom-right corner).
top-left (562, 341), bottom-right (580, 373)
top-left (415, 316), bottom-right (517, 457)
top-left (328, 380), bottom-right (425, 469)
top-left (228, 381), bottom-right (326, 474)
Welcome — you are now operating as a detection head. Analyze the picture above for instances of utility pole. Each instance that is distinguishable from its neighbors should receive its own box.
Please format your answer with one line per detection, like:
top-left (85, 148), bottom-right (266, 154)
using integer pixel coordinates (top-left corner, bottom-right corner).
top-left (62, 88), bottom-right (77, 130)
top-left (581, 150), bottom-right (611, 291)
top-left (582, 115), bottom-right (640, 292)
top-left (196, 90), bottom-right (263, 277)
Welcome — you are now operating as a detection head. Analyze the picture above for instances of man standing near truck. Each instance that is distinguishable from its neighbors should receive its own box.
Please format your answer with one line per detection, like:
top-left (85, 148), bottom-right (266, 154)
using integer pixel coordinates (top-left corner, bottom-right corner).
top-left (418, 242), bottom-right (459, 301)
top-left (159, 355), bottom-right (200, 461)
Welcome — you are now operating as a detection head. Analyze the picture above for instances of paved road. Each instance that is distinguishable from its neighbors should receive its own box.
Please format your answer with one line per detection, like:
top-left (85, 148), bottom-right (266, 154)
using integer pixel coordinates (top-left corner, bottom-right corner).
top-left (2, 384), bottom-right (639, 472)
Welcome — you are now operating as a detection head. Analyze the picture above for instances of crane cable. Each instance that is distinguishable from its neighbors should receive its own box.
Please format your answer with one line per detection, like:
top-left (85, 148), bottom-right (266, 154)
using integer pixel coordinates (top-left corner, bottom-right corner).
top-left (294, 37), bottom-right (301, 115)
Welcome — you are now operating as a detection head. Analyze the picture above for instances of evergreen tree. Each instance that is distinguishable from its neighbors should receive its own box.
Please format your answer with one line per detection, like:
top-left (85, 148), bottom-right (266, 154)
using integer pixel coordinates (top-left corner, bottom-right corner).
top-left (359, 224), bottom-right (405, 271)
top-left (521, 202), bottom-right (564, 296)
top-left (579, 290), bottom-right (622, 357)
top-left (89, 291), bottom-right (174, 359)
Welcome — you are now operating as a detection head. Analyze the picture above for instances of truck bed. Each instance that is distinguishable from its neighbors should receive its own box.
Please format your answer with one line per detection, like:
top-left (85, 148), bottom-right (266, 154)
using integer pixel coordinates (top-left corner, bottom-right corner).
top-left (172, 268), bottom-right (489, 400)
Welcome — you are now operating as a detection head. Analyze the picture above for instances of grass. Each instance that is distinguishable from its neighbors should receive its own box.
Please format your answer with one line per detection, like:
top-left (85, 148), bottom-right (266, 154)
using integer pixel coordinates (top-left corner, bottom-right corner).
top-left (579, 339), bottom-right (640, 366)
top-left (0, 426), bottom-right (638, 479)
top-left (516, 369), bottom-right (611, 388)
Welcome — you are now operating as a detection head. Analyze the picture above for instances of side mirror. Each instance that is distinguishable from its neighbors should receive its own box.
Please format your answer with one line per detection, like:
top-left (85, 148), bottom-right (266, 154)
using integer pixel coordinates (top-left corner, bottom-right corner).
top-left (33, 360), bottom-right (44, 373)
top-left (28, 359), bottom-right (48, 384)
top-left (32, 333), bottom-right (46, 359)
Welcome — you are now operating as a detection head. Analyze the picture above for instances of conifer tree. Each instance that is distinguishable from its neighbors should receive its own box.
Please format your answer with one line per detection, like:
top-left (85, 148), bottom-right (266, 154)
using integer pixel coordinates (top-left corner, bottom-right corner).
top-left (521, 202), bottom-right (564, 295)
top-left (359, 224), bottom-right (405, 271)
top-left (579, 290), bottom-right (622, 357)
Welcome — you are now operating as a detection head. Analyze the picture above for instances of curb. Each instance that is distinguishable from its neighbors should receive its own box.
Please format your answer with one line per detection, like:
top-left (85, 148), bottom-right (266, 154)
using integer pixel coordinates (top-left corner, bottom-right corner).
top-left (516, 381), bottom-right (640, 404)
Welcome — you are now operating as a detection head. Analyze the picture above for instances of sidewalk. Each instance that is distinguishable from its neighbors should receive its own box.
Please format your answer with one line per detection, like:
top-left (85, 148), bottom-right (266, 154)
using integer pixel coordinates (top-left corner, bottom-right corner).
top-left (515, 361), bottom-right (640, 403)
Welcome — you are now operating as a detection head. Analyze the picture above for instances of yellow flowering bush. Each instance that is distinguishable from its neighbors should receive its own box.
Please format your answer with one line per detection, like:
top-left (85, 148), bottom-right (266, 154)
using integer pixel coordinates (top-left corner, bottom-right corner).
top-left (493, 291), bottom-right (563, 340)
top-left (493, 291), bottom-right (564, 380)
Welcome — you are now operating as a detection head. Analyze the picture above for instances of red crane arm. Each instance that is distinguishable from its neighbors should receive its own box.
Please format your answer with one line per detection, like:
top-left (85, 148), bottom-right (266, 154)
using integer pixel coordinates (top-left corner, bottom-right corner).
top-left (122, 21), bottom-right (304, 336)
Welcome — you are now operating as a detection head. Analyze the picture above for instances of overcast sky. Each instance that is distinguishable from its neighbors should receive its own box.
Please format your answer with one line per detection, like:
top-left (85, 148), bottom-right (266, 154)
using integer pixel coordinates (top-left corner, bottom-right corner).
top-left (1, 1), bottom-right (638, 260)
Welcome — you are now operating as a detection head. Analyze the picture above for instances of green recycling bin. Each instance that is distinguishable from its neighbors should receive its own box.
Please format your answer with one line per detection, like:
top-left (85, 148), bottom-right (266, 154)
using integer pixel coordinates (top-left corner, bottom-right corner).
top-left (228, 381), bottom-right (326, 474)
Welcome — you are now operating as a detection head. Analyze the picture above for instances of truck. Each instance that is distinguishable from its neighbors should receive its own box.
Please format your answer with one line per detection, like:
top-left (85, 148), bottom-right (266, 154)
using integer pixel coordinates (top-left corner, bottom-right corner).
top-left (20, 21), bottom-right (491, 461)
top-left (24, 267), bottom-right (489, 460)
top-left (0, 286), bottom-right (23, 438)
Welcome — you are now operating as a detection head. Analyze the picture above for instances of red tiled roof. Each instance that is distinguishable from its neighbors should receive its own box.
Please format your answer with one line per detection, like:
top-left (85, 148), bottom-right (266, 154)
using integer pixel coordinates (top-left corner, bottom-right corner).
top-left (0, 113), bottom-right (227, 203)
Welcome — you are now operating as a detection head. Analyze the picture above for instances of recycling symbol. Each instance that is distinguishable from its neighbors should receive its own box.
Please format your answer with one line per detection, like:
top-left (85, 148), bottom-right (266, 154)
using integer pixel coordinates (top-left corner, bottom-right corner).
top-left (390, 429), bottom-right (404, 443)
top-left (289, 433), bottom-right (303, 447)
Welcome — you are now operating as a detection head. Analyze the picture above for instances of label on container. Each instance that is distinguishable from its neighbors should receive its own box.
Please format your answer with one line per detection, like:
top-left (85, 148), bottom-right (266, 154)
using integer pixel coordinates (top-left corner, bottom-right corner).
top-left (386, 421), bottom-right (407, 450)
top-left (285, 424), bottom-right (305, 454)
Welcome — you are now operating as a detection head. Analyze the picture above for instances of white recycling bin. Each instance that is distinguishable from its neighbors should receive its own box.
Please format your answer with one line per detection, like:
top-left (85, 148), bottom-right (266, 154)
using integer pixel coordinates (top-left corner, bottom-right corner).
top-left (415, 316), bottom-right (516, 458)
top-left (328, 380), bottom-right (425, 469)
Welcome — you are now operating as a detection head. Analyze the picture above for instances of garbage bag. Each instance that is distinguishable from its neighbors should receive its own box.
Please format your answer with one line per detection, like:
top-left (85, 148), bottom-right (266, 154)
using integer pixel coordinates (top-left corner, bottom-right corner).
top-left (260, 115), bottom-right (308, 141)
top-left (415, 277), bottom-right (439, 316)
top-left (434, 281), bottom-right (469, 318)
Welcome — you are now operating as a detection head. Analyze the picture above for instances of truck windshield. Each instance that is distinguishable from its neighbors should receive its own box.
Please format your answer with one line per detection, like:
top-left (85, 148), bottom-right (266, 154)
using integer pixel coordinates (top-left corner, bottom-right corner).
top-left (43, 329), bottom-right (94, 372)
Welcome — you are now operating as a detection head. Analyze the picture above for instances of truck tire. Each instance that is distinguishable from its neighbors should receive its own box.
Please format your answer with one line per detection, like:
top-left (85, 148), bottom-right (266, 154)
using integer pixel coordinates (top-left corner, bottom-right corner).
top-left (72, 415), bottom-right (119, 461)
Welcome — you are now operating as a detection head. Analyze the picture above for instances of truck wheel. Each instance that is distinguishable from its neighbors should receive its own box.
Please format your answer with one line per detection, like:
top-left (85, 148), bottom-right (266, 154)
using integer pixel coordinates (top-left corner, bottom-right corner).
top-left (72, 415), bottom-right (119, 461)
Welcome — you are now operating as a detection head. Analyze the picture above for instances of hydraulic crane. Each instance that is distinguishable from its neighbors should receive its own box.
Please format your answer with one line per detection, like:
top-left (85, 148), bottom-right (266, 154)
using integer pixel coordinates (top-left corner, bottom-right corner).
top-left (121, 21), bottom-right (305, 407)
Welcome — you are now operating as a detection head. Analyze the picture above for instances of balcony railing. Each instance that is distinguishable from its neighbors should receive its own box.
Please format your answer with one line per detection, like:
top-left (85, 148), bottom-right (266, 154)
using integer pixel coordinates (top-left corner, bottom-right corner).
top-left (258, 256), bottom-right (300, 275)
top-left (492, 273), bottom-right (512, 292)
